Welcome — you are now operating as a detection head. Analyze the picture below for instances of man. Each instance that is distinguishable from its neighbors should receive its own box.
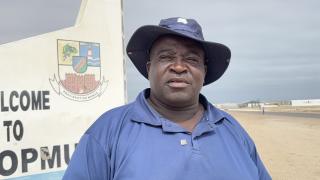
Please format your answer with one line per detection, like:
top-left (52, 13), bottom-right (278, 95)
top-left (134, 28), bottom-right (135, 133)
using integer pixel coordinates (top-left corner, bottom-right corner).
top-left (63, 17), bottom-right (271, 180)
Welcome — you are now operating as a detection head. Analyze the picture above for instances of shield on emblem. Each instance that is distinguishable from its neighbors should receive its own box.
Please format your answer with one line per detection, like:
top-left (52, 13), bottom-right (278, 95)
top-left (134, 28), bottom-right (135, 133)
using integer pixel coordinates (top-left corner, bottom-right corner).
top-left (57, 40), bottom-right (101, 94)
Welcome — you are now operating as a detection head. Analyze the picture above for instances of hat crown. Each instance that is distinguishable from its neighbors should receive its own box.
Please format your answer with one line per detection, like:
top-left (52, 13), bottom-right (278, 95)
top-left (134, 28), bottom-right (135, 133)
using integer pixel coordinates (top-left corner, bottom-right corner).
top-left (159, 17), bottom-right (204, 41)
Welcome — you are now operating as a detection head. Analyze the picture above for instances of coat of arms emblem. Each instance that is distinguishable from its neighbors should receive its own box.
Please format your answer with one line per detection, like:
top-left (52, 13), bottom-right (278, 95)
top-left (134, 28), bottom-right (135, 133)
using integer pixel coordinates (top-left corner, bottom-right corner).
top-left (50, 39), bottom-right (108, 101)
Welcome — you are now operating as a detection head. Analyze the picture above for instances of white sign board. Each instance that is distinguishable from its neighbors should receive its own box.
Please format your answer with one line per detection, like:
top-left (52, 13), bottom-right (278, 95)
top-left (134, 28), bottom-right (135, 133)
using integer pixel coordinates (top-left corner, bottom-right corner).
top-left (0, 0), bottom-right (125, 179)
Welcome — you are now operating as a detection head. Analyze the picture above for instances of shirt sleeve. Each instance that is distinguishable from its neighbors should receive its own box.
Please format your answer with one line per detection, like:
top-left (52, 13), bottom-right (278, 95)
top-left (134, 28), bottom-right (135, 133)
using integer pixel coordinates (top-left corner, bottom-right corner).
top-left (62, 134), bottom-right (110, 180)
top-left (249, 142), bottom-right (272, 180)
top-left (223, 111), bottom-right (272, 180)
top-left (240, 128), bottom-right (272, 180)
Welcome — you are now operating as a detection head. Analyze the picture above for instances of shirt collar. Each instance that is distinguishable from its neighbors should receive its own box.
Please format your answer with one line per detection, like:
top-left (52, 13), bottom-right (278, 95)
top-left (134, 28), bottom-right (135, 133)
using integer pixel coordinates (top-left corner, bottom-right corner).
top-left (130, 88), bottom-right (225, 127)
top-left (130, 89), bottom-right (162, 126)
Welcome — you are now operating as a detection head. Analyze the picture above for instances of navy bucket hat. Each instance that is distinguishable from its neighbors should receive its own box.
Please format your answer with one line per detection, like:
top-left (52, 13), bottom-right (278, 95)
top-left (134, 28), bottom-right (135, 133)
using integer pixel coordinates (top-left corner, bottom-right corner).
top-left (126, 17), bottom-right (231, 85)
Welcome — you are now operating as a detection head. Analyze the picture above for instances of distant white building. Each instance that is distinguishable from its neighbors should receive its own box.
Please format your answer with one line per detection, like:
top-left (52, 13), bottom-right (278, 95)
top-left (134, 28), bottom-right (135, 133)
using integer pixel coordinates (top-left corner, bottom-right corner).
top-left (216, 103), bottom-right (239, 109)
top-left (291, 99), bottom-right (320, 106)
top-left (239, 101), bottom-right (262, 108)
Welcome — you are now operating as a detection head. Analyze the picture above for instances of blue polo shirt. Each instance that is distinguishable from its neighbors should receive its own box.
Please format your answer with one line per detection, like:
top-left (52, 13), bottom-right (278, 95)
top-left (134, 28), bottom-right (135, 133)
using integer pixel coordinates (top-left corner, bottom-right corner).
top-left (63, 89), bottom-right (271, 180)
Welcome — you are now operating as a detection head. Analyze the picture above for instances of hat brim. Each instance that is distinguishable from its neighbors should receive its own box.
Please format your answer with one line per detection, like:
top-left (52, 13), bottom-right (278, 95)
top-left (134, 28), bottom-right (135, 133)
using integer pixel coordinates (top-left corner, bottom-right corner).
top-left (126, 25), bottom-right (231, 85)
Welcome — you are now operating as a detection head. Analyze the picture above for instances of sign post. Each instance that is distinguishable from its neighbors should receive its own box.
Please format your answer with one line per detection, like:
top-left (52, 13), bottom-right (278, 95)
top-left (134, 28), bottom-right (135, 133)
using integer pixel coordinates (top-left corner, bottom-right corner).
top-left (0, 0), bottom-right (125, 179)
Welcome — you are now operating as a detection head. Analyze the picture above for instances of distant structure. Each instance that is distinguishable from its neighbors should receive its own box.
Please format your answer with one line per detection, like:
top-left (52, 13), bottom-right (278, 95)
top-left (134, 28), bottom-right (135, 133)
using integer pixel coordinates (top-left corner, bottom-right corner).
top-left (291, 99), bottom-right (320, 106)
top-left (216, 103), bottom-right (239, 109)
top-left (216, 99), bottom-right (320, 110)
top-left (239, 100), bottom-right (263, 108)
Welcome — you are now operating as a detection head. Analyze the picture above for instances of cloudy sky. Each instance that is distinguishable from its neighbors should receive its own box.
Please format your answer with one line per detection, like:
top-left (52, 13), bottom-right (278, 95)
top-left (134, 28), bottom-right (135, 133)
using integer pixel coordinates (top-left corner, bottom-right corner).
top-left (1, 0), bottom-right (319, 103)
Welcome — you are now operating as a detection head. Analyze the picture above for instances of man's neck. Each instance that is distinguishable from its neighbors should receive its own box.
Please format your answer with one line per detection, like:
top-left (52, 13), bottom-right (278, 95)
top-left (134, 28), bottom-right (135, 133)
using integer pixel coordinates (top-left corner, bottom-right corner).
top-left (147, 96), bottom-right (204, 132)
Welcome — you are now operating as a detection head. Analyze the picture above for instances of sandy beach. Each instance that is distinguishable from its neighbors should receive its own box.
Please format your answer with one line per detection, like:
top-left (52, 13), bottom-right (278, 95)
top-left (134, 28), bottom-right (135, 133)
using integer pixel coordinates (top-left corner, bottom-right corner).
top-left (228, 111), bottom-right (320, 180)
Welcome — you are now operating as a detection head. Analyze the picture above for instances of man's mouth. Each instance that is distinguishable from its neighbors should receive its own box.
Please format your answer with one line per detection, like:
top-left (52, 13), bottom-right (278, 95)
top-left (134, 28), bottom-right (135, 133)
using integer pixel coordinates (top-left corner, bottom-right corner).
top-left (167, 78), bottom-right (190, 88)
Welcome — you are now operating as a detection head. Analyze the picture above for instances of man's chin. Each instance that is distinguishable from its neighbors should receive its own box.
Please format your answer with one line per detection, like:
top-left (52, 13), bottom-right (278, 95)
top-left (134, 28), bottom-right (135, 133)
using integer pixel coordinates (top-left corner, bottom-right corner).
top-left (164, 93), bottom-right (195, 107)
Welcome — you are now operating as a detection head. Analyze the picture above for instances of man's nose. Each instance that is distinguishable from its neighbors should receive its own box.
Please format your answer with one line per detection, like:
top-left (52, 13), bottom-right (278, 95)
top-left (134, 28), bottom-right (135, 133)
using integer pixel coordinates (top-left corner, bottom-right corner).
top-left (170, 58), bottom-right (187, 74)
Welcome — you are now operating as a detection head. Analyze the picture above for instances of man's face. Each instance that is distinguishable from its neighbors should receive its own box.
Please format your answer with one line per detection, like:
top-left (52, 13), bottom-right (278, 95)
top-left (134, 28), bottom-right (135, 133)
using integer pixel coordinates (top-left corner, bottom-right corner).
top-left (147, 35), bottom-right (206, 107)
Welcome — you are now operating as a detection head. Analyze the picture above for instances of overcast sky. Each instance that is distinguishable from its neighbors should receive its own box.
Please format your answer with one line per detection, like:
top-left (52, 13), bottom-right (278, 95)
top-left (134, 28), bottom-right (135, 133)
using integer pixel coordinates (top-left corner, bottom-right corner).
top-left (1, 0), bottom-right (319, 103)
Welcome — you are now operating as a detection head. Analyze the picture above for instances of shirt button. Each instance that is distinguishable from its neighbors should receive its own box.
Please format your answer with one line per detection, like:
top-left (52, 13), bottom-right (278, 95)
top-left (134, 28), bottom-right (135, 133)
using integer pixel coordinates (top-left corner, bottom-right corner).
top-left (180, 139), bottom-right (188, 145)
